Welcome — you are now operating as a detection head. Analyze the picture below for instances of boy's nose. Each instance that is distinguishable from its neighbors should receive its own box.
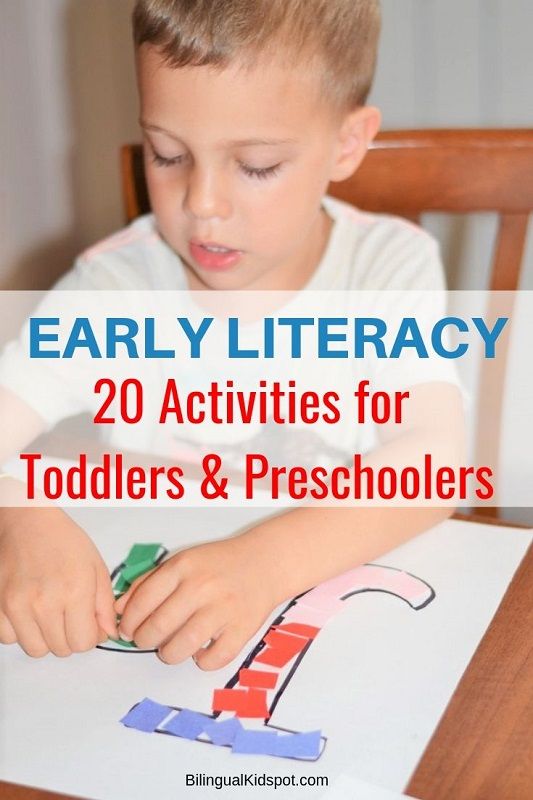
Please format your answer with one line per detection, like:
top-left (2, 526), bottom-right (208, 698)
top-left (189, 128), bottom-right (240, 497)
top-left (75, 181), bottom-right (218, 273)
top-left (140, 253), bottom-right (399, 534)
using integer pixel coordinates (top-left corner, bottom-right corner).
top-left (183, 167), bottom-right (232, 221)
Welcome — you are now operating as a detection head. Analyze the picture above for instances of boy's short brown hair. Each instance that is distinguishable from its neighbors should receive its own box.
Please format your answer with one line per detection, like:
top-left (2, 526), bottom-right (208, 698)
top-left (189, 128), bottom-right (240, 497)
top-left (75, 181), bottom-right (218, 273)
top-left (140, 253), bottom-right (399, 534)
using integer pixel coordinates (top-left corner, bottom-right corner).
top-left (133, 0), bottom-right (381, 111)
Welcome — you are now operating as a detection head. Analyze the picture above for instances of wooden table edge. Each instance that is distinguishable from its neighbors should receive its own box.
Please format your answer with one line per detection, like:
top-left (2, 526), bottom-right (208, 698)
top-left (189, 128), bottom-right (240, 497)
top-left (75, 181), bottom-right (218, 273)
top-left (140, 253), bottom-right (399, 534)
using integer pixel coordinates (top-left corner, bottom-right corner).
top-left (1, 513), bottom-right (531, 800)
top-left (405, 513), bottom-right (533, 799)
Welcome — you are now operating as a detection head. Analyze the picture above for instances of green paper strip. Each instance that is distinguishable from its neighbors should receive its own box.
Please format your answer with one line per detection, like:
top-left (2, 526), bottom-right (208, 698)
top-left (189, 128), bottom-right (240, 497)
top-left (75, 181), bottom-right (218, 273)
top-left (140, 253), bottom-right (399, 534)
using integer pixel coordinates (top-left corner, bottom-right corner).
top-left (108, 636), bottom-right (138, 649)
top-left (124, 543), bottom-right (162, 567)
top-left (114, 574), bottom-right (130, 594)
top-left (121, 558), bottom-right (156, 584)
top-left (114, 543), bottom-right (162, 596)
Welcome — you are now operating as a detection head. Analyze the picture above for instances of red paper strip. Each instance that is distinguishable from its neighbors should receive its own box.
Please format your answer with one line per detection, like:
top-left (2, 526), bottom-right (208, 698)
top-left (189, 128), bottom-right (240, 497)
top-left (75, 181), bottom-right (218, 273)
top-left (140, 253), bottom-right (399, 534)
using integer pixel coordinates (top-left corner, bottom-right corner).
top-left (212, 687), bottom-right (269, 719)
top-left (212, 688), bottom-right (242, 713)
top-left (275, 622), bottom-right (321, 639)
top-left (238, 668), bottom-right (278, 689)
top-left (238, 688), bottom-right (270, 719)
top-left (264, 629), bottom-right (309, 650)
top-left (255, 629), bottom-right (310, 668)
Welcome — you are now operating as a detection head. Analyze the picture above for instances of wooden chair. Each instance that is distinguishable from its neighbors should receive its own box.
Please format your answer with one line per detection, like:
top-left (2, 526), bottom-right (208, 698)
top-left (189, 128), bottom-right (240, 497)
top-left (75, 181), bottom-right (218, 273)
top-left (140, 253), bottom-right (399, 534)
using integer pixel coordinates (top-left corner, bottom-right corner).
top-left (120, 130), bottom-right (533, 514)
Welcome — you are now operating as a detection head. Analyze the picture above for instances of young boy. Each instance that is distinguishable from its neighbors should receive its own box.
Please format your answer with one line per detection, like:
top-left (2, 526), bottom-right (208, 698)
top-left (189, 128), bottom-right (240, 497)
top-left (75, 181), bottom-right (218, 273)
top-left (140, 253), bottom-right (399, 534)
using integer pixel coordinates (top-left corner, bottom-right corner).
top-left (0, 0), bottom-right (463, 666)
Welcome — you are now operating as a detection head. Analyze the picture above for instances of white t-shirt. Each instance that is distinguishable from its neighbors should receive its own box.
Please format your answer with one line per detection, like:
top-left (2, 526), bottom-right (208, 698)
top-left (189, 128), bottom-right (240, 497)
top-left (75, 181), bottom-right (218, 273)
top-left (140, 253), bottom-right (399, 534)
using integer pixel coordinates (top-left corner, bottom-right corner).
top-left (0, 195), bottom-right (459, 465)
top-left (33, 194), bottom-right (447, 293)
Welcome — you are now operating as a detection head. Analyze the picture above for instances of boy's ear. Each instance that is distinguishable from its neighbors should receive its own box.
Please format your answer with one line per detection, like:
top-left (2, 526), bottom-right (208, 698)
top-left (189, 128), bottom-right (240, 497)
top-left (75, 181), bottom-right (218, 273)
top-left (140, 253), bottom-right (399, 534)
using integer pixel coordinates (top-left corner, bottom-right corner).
top-left (329, 106), bottom-right (381, 183)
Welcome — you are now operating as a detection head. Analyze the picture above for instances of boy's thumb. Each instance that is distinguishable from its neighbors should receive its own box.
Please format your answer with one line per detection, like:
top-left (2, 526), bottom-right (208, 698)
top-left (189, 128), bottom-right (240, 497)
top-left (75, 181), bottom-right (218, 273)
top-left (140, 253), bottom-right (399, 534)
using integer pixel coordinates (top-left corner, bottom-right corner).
top-left (95, 566), bottom-right (118, 639)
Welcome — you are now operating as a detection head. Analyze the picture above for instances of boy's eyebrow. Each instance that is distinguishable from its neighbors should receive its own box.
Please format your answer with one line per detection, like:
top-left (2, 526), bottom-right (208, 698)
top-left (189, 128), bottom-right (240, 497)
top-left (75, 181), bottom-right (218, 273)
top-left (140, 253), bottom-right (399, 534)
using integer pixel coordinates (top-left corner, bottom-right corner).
top-left (140, 121), bottom-right (297, 147)
top-left (226, 136), bottom-right (298, 147)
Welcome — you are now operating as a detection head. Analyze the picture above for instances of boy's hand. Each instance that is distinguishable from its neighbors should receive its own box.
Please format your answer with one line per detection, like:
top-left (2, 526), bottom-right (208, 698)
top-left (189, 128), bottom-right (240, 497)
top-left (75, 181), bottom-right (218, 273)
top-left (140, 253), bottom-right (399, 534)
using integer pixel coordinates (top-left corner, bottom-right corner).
top-left (114, 536), bottom-right (283, 670)
top-left (0, 507), bottom-right (117, 657)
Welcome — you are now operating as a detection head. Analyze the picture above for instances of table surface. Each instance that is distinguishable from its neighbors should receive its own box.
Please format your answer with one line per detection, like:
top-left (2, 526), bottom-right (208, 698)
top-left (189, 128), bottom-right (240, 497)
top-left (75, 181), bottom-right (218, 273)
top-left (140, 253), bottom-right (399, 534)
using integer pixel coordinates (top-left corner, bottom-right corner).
top-left (1, 512), bottom-right (531, 800)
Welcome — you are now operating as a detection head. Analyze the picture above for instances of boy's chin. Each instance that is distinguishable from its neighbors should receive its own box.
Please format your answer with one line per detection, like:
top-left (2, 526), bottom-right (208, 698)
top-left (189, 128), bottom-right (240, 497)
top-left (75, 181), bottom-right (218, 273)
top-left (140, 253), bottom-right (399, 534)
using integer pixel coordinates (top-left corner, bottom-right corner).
top-left (184, 265), bottom-right (249, 292)
top-left (183, 258), bottom-right (263, 292)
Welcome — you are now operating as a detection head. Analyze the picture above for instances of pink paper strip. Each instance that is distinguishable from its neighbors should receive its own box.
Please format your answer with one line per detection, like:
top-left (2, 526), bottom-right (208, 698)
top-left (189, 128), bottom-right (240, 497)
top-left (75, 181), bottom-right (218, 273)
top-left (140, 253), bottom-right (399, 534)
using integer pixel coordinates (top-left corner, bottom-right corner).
top-left (300, 565), bottom-right (432, 609)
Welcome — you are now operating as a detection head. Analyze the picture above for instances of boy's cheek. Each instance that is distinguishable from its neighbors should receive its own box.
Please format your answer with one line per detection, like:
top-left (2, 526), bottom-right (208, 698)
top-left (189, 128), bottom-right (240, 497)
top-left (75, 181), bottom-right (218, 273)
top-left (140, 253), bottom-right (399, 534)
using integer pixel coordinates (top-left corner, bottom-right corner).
top-left (149, 191), bottom-right (182, 230)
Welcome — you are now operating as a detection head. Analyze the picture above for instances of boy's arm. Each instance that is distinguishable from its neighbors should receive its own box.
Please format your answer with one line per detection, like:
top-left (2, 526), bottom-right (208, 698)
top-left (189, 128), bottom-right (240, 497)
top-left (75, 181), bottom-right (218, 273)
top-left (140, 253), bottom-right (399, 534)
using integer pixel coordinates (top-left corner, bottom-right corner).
top-left (229, 381), bottom-right (464, 600)
top-left (117, 381), bottom-right (464, 669)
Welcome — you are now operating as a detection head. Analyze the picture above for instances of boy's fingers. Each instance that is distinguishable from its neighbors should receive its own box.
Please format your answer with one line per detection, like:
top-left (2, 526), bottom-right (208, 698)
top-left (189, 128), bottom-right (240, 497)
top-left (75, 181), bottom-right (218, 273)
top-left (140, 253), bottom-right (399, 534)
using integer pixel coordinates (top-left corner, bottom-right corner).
top-left (97, 627), bottom-right (109, 643)
top-left (116, 566), bottom-right (179, 641)
top-left (36, 607), bottom-right (72, 657)
top-left (157, 607), bottom-right (221, 665)
top-left (130, 583), bottom-right (202, 649)
top-left (95, 566), bottom-right (119, 639)
top-left (113, 568), bottom-right (157, 613)
top-left (8, 608), bottom-right (49, 658)
top-left (193, 626), bottom-right (244, 671)
top-left (65, 587), bottom-right (100, 652)
top-left (0, 612), bottom-right (17, 644)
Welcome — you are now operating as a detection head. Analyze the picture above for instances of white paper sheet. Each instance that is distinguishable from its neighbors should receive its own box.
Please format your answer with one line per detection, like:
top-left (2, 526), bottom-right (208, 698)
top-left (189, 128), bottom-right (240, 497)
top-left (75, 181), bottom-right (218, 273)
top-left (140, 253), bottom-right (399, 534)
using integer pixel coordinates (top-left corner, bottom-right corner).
top-left (0, 508), bottom-right (530, 800)
top-left (319, 773), bottom-right (420, 799)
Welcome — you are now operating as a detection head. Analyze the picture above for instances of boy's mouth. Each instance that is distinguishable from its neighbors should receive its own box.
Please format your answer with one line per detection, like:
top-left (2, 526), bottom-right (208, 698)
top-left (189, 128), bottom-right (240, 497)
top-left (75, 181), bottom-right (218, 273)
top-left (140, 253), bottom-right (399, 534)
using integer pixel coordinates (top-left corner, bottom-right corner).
top-left (188, 238), bottom-right (243, 272)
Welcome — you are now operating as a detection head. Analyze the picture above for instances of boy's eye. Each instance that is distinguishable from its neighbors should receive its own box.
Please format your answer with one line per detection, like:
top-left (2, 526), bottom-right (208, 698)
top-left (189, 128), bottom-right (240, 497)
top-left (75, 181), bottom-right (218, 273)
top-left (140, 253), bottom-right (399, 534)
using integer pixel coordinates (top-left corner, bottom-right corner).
top-left (151, 151), bottom-right (186, 168)
top-left (150, 146), bottom-right (281, 180)
top-left (239, 162), bottom-right (282, 180)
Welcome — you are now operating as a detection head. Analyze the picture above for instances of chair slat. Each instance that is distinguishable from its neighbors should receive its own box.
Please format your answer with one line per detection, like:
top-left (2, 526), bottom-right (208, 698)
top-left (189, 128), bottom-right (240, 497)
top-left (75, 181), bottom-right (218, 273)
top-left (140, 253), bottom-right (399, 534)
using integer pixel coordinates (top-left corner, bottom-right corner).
top-left (490, 213), bottom-right (530, 291)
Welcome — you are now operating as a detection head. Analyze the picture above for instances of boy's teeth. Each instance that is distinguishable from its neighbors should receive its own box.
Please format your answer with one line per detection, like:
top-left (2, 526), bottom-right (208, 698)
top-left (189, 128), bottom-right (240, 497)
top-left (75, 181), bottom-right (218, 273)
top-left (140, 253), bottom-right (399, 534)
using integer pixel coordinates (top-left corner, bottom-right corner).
top-left (203, 245), bottom-right (231, 253)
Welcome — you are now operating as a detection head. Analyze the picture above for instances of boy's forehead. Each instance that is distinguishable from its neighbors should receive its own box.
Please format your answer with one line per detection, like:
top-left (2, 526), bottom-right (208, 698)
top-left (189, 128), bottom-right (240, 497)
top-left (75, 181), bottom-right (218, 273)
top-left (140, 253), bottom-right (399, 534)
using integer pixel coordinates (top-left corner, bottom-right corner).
top-left (137, 44), bottom-right (334, 143)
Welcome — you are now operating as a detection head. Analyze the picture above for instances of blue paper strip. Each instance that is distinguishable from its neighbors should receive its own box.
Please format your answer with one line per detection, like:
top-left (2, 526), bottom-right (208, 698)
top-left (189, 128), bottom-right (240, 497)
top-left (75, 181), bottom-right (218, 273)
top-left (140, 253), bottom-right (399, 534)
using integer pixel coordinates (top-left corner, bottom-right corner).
top-left (204, 717), bottom-right (243, 746)
top-left (232, 729), bottom-right (279, 755)
top-left (120, 698), bottom-right (171, 733)
top-left (274, 730), bottom-right (322, 759)
top-left (161, 709), bottom-right (209, 740)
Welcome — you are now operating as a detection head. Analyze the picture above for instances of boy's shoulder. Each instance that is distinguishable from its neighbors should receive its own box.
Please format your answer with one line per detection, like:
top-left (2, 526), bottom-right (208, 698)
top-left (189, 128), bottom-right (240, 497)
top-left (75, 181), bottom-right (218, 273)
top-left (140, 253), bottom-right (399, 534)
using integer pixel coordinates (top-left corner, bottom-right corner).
top-left (79, 214), bottom-right (158, 263)
top-left (321, 195), bottom-right (445, 291)
top-left (323, 194), bottom-right (437, 250)
top-left (59, 214), bottom-right (185, 290)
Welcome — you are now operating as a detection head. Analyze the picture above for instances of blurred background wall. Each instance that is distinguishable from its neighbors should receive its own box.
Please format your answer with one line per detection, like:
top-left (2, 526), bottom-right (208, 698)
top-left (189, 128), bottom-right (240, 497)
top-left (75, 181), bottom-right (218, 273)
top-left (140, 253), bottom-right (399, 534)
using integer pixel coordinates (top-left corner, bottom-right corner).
top-left (0, 0), bottom-right (532, 516)
top-left (0, 0), bottom-right (138, 289)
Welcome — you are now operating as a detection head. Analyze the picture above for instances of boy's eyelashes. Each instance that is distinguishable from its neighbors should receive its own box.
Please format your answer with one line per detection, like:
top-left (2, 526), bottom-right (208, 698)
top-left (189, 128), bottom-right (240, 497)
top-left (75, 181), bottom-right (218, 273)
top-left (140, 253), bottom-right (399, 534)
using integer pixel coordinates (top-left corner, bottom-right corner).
top-left (151, 151), bottom-right (186, 168)
top-left (149, 149), bottom-right (282, 180)
top-left (239, 162), bottom-right (282, 180)
top-left (152, 150), bottom-right (185, 167)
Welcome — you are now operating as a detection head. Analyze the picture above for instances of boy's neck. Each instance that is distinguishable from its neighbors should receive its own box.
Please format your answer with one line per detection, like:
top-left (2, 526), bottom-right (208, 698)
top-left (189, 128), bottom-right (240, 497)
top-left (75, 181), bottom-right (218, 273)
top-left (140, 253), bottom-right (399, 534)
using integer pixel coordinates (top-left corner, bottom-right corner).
top-left (286, 204), bottom-right (334, 292)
